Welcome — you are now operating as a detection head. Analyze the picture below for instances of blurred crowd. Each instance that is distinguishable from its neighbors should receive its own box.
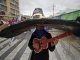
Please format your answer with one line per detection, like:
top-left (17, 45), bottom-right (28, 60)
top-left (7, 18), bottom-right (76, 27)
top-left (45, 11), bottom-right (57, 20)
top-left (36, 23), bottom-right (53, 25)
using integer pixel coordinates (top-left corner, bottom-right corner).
top-left (0, 10), bottom-right (28, 26)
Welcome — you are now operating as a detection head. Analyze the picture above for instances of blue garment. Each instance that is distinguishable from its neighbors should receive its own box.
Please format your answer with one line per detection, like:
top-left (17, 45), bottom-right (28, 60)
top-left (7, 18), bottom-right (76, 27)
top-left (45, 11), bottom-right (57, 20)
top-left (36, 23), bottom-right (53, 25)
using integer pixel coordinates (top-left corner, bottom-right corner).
top-left (34, 29), bottom-right (46, 39)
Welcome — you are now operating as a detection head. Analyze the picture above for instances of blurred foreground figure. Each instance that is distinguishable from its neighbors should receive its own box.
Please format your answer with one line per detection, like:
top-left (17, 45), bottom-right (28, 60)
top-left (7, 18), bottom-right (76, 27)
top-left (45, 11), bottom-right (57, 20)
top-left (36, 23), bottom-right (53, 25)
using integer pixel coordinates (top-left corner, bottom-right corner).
top-left (28, 24), bottom-right (58, 60)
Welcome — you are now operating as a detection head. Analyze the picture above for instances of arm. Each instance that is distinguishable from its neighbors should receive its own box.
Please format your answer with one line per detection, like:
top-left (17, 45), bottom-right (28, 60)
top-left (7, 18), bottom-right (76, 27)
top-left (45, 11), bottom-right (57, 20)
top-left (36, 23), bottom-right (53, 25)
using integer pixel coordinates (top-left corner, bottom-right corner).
top-left (28, 34), bottom-right (34, 50)
top-left (47, 33), bottom-right (55, 52)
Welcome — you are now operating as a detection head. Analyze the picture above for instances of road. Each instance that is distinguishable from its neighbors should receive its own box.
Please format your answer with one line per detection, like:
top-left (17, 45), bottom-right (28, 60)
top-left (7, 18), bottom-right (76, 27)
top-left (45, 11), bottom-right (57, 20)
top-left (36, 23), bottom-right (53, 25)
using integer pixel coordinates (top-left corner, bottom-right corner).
top-left (0, 29), bottom-right (80, 60)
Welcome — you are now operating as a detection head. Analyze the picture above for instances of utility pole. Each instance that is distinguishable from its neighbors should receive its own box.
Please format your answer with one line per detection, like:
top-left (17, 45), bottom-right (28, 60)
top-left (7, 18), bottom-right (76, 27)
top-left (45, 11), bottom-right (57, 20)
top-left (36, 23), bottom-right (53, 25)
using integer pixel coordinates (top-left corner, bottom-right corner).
top-left (53, 4), bottom-right (54, 16)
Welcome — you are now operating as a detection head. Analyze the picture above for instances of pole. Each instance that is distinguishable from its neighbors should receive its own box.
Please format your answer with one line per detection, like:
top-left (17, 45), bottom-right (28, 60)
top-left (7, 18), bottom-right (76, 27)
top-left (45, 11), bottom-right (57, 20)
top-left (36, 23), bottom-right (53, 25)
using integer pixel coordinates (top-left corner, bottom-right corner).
top-left (53, 4), bottom-right (54, 16)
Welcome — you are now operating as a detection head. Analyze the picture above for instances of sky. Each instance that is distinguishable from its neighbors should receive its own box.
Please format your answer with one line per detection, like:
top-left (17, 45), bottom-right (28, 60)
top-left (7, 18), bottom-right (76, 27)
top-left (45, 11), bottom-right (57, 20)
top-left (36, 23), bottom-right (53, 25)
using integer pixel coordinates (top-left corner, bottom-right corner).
top-left (19, 0), bottom-right (80, 17)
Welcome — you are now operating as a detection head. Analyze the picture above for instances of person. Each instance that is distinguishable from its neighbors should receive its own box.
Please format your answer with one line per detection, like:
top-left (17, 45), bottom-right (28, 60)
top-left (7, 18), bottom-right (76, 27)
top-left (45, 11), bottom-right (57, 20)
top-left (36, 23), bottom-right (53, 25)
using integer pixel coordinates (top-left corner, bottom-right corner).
top-left (28, 24), bottom-right (58, 60)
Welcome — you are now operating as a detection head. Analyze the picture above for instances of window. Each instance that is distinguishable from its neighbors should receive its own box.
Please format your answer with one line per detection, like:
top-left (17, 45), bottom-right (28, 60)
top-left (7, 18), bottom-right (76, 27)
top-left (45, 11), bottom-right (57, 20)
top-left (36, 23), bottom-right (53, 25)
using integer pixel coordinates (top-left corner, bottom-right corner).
top-left (0, 0), bottom-right (6, 5)
top-left (10, 8), bottom-right (15, 14)
top-left (10, 3), bottom-right (15, 8)
top-left (11, 0), bottom-right (14, 3)
top-left (1, 5), bottom-right (6, 12)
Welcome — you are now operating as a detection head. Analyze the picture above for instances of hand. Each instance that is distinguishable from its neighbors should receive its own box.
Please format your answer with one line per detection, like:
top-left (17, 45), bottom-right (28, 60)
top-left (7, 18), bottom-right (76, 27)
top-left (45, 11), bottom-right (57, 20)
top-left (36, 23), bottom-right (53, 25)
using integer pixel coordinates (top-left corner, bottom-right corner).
top-left (51, 39), bottom-right (58, 47)
top-left (53, 39), bottom-right (58, 45)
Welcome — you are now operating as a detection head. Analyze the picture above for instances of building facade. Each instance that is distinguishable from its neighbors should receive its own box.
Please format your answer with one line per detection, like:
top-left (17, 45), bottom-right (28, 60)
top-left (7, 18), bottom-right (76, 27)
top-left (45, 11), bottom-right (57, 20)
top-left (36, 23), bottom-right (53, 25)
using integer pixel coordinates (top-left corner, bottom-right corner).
top-left (0, 0), bottom-right (19, 16)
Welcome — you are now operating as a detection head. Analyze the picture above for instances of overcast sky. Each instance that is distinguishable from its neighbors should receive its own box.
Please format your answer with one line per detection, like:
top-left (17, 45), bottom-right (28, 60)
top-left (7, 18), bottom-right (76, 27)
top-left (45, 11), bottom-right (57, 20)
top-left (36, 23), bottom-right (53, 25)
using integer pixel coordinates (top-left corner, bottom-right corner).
top-left (19, 0), bottom-right (80, 17)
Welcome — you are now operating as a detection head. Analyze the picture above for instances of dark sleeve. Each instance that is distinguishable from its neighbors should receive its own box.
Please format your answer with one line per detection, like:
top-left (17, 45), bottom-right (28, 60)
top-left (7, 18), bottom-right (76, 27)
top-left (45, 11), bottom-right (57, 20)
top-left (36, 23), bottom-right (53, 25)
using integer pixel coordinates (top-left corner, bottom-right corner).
top-left (47, 33), bottom-right (55, 52)
top-left (28, 34), bottom-right (34, 50)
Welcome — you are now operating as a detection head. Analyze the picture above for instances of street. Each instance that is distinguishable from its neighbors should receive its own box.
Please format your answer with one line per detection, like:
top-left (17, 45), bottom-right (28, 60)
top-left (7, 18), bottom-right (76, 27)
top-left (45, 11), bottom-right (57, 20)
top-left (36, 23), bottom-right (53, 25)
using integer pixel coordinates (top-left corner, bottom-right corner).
top-left (0, 29), bottom-right (80, 60)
